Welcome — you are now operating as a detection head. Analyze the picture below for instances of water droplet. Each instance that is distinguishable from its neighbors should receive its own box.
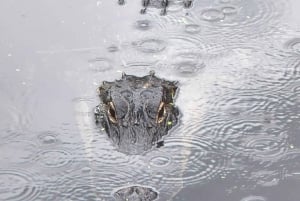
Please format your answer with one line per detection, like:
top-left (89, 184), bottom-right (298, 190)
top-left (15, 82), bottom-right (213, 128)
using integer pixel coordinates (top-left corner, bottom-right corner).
top-left (201, 8), bottom-right (225, 22)
top-left (81, 167), bottom-right (92, 173)
top-left (241, 195), bottom-right (267, 201)
top-left (38, 132), bottom-right (58, 145)
top-left (184, 24), bottom-right (201, 34)
top-left (134, 38), bottom-right (166, 53)
top-left (135, 20), bottom-right (152, 31)
top-left (220, 0), bottom-right (231, 3)
top-left (107, 45), bottom-right (119, 52)
top-left (149, 156), bottom-right (171, 167)
top-left (174, 61), bottom-right (205, 77)
top-left (88, 57), bottom-right (112, 72)
top-left (221, 6), bottom-right (238, 15)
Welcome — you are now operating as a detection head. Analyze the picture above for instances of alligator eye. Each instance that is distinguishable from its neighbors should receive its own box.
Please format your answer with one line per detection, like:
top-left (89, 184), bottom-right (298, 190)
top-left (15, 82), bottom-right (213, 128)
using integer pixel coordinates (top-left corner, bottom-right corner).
top-left (108, 102), bottom-right (117, 124)
top-left (156, 102), bottom-right (166, 124)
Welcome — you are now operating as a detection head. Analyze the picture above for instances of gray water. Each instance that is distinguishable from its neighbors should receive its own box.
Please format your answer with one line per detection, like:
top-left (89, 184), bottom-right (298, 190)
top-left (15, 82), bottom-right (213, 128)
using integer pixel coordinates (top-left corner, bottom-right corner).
top-left (1, 0), bottom-right (300, 200)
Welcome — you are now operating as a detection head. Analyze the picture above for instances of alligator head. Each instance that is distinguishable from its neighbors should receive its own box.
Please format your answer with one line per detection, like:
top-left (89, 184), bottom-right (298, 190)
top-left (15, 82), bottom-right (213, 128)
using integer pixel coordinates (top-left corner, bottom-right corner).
top-left (95, 71), bottom-right (179, 154)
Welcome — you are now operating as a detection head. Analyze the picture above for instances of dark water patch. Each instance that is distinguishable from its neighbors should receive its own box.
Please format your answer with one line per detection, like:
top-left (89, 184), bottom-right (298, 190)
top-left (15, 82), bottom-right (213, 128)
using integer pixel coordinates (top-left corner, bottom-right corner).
top-left (0, 170), bottom-right (41, 201)
top-left (0, 140), bottom-right (37, 165)
top-left (113, 185), bottom-right (158, 201)
top-left (88, 57), bottom-right (113, 73)
top-left (133, 38), bottom-right (166, 53)
top-left (36, 149), bottom-right (73, 168)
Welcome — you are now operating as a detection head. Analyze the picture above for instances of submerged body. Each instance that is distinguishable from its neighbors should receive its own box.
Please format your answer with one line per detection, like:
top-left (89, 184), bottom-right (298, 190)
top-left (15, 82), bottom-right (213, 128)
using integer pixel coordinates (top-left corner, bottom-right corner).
top-left (94, 71), bottom-right (179, 155)
top-left (118, 0), bottom-right (193, 15)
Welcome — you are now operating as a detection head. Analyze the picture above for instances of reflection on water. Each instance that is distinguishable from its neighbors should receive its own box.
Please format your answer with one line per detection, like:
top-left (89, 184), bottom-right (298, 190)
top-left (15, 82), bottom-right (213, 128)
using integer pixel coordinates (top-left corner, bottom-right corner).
top-left (1, 0), bottom-right (300, 200)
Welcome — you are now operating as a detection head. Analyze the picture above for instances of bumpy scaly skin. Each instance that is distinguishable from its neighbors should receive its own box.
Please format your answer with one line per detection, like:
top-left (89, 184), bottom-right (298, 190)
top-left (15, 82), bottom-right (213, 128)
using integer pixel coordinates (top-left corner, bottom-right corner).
top-left (118, 0), bottom-right (193, 15)
top-left (94, 71), bottom-right (179, 154)
top-left (114, 186), bottom-right (158, 201)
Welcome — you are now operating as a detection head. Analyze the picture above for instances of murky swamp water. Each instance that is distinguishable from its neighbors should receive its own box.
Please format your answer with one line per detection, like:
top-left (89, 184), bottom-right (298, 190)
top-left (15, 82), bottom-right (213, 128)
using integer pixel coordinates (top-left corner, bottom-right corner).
top-left (1, 0), bottom-right (300, 200)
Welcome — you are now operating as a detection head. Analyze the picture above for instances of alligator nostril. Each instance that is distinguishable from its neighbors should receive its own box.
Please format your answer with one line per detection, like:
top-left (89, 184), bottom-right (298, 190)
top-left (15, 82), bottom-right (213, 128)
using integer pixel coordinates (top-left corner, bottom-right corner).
top-left (133, 109), bottom-right (143, 126)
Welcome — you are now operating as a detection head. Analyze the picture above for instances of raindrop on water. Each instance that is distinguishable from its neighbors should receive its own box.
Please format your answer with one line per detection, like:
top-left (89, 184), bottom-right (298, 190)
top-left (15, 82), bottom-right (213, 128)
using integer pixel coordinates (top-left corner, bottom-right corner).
top-left (88, 57), bottom-right (113, 72)
top-left (149, 156), bottom-right (171, 167)
top-left (173, 61), bottom-right (205, 77)
top-left (133, 38), bottom-right (166, 53)
top-left (37, 149), bottom-right (73, 168)
top-left (201, 8), bottom-right (225, 22)
top-left (135, 20), bottom-right (152, 31)
top-left (241, 195), bottom-right (267, 201)
top-left (221, 6), bottom-right (238, 15)
top-left (184, 24), bottom-right (201, 34)
top-left (285, 38), bottom-right (300, 53)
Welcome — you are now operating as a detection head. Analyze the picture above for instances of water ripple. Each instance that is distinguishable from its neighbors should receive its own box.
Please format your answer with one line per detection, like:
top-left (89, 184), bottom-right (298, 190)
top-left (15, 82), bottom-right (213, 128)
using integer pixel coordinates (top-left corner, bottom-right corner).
top-left (242, 135), bottom-right (288, 161)
top-left (173, 60), bottom-right (205, 77)
top-left (184, 24), bottom-right (201, 34)
top-left (135, 19), bottom-right (152, 31)
top-left (190, 0), bottom-right (287, 40)
top-left (284, 38), bottom-right (300, 54)
top-left (201, 8), bottom-right (225, 22)
top-left (0, 140), bottom-right (37, 165)
top-left (56, 168), bottom-right (139, 200)
top-left (221, 6), bottom-right (238, 15)
top-left (133, 38), bottom-right (166, 53)
top-left (0, 170), bottom-right (41, 201)
top-left (241, 195), bottom-right (267, 201)
top-left (149, 156), bottom-right (171, 167)
top-left (62, 185), bottom-right (104, 201)
top-left (36, 149), bottom-right (73, 168)
top-left (146, 136), bottom-right (227, 186)
top-left (37, 131), bottom-right (59, 146)
top-left (88, 57), bottom-right (113, 73)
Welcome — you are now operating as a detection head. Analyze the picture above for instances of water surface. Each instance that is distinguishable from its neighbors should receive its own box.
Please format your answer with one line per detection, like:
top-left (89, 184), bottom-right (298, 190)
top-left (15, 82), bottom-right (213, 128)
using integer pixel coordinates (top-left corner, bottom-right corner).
top-left (1, 0), bottom-right (300, 200)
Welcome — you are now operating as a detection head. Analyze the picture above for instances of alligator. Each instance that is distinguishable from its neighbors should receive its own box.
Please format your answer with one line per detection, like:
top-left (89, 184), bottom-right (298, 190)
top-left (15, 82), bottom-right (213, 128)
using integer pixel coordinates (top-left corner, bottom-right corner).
top-left (118, 0), bottom-right (193, 15)
top-left (94, 71), bottom-right (179, 155)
